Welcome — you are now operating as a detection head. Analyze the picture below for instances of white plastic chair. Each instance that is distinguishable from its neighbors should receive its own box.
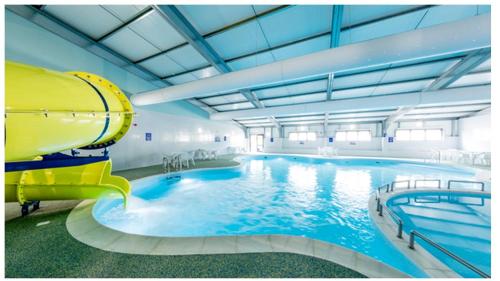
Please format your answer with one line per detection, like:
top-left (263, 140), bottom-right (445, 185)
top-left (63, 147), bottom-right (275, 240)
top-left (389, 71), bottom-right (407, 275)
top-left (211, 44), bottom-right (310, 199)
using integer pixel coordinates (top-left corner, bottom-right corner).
top-left (210, 150), bottom-right (218, 160)
top-left (178, 152), bottom-right (192, 169)
top-left (475, 152), bottom-right (490, 166)
top-left (163, 153), bottom-right (178, 173)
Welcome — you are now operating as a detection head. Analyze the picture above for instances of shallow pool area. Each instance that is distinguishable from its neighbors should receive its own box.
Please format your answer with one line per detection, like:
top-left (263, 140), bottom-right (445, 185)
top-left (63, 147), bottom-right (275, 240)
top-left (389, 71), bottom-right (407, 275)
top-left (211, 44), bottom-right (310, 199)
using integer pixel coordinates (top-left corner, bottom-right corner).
top-left (93, 155), bottom-right (482, 277)
top-left (387, 191), bottom-right (491, 277)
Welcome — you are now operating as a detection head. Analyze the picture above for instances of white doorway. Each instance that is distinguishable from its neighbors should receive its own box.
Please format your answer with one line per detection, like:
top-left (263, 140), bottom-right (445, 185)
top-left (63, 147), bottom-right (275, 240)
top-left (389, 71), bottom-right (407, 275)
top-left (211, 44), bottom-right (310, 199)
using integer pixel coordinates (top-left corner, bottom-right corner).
top-left (250, 134), bottom-right (264, 152)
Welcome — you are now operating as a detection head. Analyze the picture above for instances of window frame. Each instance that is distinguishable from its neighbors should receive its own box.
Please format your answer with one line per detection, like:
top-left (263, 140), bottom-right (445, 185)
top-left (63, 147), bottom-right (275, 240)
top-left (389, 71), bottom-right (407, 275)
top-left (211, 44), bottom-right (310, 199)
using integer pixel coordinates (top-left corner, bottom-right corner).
top-left (395, 128), bottom-right (443, 141)
top-left (335, 130), bottom-right (372, 142)
top-left (288, 131), bottom-right (318, 142)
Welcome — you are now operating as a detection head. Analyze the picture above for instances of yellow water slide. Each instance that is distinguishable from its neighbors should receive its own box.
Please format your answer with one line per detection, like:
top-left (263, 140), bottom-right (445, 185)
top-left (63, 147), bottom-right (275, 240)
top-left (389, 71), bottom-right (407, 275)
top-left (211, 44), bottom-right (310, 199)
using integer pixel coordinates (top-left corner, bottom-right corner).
top-left (5, 61), bottom-right (134, 210)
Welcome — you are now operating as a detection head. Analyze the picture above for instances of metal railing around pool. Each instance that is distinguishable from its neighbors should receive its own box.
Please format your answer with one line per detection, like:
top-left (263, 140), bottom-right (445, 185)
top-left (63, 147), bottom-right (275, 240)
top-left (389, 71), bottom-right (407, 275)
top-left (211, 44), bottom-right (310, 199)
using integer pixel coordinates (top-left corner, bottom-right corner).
top-left (409, 230), bottom-right (490, 278)
top-left (374, 179), bottom-right (490, 278)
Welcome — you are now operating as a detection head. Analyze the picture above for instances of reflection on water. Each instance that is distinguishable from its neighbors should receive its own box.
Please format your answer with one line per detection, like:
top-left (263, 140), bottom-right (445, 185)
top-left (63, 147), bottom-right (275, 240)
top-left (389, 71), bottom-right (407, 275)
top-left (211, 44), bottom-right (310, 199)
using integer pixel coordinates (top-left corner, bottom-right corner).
top-left (93, 155), bottom-right (479, 277)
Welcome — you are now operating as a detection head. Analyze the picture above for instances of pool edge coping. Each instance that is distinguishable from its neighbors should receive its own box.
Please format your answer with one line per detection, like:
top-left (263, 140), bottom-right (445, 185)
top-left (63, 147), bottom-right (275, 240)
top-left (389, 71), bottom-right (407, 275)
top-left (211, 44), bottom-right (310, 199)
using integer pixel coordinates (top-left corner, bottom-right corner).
top-left (66, 199), bottom-right (409, 278)
top-left (370, 188), bottom-right (491, 278)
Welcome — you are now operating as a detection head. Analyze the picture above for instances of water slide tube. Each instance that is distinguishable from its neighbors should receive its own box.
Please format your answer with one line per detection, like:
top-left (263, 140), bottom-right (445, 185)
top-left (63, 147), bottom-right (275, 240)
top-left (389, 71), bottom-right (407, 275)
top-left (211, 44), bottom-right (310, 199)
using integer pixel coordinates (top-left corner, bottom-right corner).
top-left (5, 61), bottom-right (134, 207)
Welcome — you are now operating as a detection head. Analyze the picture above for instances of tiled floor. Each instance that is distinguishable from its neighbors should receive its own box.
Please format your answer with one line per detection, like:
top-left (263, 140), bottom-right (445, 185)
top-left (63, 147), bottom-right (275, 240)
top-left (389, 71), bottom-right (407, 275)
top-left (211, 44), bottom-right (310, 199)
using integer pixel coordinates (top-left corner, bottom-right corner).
top-left (6, 208), bottom-right (367, 278)
top-left (66, 200), bottom-right (407, 278)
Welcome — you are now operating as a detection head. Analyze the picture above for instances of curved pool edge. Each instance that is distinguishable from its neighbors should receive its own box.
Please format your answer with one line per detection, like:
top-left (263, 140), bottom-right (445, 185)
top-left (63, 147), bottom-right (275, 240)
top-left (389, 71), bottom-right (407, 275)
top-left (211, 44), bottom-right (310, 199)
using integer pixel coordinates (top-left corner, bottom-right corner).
top-left (114, 153), bottom-right (489, 186)
top-left (67, 199), bottom-right (408, 278)
top-left (369, 188), bottom-right (491, 278)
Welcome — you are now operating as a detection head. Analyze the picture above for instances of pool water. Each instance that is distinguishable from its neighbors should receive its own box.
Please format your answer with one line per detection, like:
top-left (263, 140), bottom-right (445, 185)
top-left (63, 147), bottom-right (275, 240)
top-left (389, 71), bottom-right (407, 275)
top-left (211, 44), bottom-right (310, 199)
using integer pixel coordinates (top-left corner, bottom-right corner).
top-left (94, 155), bottom-right (481, 277)
top-left (387, 192), bottom-right (491, 277)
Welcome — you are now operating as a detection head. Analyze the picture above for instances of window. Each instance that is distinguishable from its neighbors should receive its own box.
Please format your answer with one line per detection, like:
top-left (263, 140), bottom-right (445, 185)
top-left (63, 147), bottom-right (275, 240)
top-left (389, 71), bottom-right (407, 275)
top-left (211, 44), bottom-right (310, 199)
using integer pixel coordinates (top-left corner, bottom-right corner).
top-left (411, 130), bottom-right (425, 141)
top-left (395, 129), bottom-right (443, 141)
top-left (288, 132), bottom-right (317, 141)
top-left (336, 131), bottom-right (346, 141)
top-left (358, 131), bottom-right (371, 141)
top-left (307, 132), bottom-right (317, 141)
top-left (346, 131), bottom-right (358, 141)
top-left (426, 129), bottom-right (443, 141)
top-left (335, 130), bottom-right (372, 142)
top-left (298, 132), bottom-right (308, 141)
top-left (395, 130), bottom-right (410, 141)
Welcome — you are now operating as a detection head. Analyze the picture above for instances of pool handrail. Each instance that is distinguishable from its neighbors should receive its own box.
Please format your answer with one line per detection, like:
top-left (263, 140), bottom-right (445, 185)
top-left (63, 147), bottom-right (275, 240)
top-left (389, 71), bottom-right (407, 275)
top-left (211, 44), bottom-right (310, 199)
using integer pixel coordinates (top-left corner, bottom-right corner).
top-left (448, 180), bottom-right (485, 191)
top-left (377, 202), bottom-right (403, 239)
top-left (408, 230), bottom-right (490, 278)
top-left (390, 180), bottom-right (410, 191)
top-left (374, 179), bottom-right (490, 278)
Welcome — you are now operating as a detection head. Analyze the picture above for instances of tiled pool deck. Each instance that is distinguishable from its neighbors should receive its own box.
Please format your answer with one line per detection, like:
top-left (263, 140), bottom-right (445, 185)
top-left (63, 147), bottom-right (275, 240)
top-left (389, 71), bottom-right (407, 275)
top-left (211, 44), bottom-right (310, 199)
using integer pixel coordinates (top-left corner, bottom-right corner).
top-left (67, 199), bottom-right (407, 278)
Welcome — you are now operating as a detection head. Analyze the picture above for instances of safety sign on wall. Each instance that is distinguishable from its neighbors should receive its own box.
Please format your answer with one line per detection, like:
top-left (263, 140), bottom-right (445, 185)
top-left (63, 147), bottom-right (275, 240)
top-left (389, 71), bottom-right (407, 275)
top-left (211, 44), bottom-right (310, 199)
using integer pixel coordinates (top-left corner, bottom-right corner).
top-left (145, 132), bottom-right (152, 141)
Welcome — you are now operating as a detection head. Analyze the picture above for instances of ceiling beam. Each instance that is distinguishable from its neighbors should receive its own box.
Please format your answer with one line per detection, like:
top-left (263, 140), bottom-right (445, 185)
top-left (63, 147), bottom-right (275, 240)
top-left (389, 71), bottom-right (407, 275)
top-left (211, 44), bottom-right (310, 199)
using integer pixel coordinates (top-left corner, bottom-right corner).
top-left (424, 48), bottom-right (490, 91)
top-left (231, 120), bottom-right (248, 134)
top-left (241, 89), bottom-right (264, 108)
top-left (186, 99), bottom-right (218, 114)
top-left (132, 13), bottom-right (491, 106)
top-left (133, 5), bottom-right (431, 66)
top-left (326, 5), bottom-right (343, 101)
top-left (7, 5), bottom-right (170, 87)
top-left (226, 5), bottom-right (435, 64)
top-left (210, 85), bottom-right (490, 120)
top-left (96, 6), bottom-right (154, 42)
top-left (383, 47), bottom-right (490, 129)
top-left (153, 5), bottom-right (228, 113)
top-left (154, 5), bottom-right (266, 113)
top-left (326, 73), bottom-right (335, 101)
top-left (154, 5), bottom-right (231, 74)
top-left (134, 5), bottom-right (290, 64)
top-left (268, 116), bottom-right (281, 128)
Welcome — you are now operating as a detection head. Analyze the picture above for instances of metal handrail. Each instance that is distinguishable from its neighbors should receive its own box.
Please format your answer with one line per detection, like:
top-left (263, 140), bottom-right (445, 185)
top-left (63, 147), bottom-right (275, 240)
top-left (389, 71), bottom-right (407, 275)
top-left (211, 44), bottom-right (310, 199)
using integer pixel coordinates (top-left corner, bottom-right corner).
top-left (374, 179), bottom-right (490, 277)
top-left (448, 180), bottom-right (485, 192)
top-left (378, 203), bottom-right (403, 238)
top-left (390, 180), bottom-right (411, 191)
top-left (375, 179), bottom-right (488, 241)
top-left (409, 230), bottom-right (490, 278)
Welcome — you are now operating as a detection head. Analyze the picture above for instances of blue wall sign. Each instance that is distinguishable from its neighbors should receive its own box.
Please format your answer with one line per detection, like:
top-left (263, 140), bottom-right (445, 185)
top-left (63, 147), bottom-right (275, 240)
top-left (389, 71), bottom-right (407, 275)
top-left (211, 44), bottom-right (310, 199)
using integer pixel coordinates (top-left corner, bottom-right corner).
top-left (388, 136), bottom-right (394, 143)
top-left (270, 137), bottom-right (274, 143)
top-left (145, 132), bottom-right (152, 141)
top-left (328, 137), bottom-right (334, 143)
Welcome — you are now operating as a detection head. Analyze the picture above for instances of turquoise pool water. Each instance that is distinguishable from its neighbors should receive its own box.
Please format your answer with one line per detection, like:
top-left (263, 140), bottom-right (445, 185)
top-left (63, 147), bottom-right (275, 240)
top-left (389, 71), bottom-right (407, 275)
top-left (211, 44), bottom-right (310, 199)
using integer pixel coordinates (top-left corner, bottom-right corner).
top-left (94, 155), bottom-right (481, 277)
top-left (387, 191), bottom-right (491, 277)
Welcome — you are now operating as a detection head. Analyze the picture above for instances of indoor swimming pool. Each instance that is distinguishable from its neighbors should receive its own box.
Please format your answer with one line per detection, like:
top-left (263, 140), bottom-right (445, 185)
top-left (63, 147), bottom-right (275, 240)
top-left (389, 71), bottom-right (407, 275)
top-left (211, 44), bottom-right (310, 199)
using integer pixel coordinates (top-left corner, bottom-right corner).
top-left (93, 155), bottom-right (485, 277)
top-left (387, 191), bottom-right (491, 277)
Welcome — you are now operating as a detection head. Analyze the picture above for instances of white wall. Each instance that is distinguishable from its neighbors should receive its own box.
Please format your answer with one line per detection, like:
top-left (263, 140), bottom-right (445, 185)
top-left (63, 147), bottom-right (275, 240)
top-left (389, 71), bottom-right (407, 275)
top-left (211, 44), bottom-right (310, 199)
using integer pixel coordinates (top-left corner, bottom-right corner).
top-left (459, 108), bottom-right (491, 152)
top-left (107, 108), bottom-right (245, 171)
top-left (258, 120), bottom-right (461, 159)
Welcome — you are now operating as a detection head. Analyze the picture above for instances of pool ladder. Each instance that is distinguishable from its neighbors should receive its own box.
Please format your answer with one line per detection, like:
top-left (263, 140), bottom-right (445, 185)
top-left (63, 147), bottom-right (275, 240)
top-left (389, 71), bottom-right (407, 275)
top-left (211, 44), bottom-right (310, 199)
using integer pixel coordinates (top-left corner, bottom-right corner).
top-left (375, 179), bottom-right (490, 278)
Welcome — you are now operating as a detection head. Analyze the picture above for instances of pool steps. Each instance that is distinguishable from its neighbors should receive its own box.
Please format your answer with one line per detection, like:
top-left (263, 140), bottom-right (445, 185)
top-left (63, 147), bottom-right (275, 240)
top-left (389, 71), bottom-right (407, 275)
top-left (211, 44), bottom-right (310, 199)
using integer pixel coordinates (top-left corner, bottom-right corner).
top-left (370, 179), bottom-right (490, 278)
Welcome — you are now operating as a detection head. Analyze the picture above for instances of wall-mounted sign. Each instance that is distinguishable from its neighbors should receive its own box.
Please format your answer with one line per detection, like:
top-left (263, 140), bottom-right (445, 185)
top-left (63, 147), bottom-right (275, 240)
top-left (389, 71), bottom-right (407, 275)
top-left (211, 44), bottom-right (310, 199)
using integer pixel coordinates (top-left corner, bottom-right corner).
top-left (145, 132), bottom-right (152, 141)
top-left (270, 137), bottom-right (274, 143)
top-left (328, 137), bottom-right (334, 143)
top-left (388, 137), bottom-right (394, 143)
